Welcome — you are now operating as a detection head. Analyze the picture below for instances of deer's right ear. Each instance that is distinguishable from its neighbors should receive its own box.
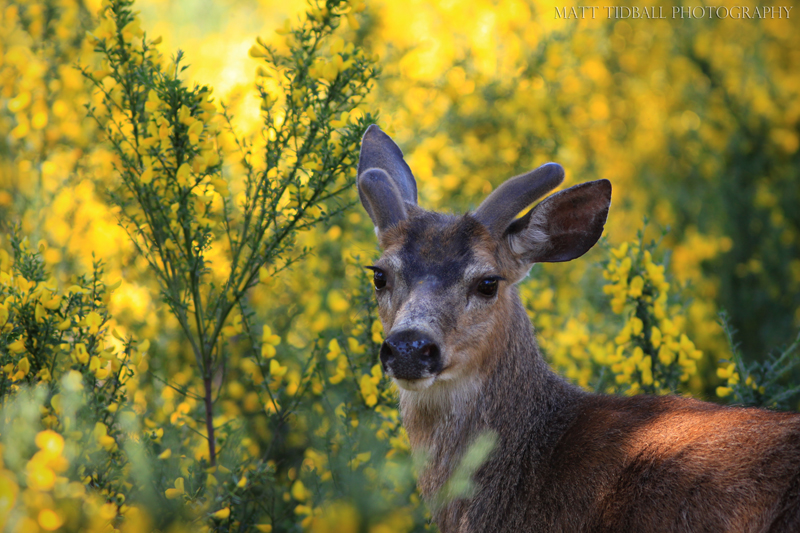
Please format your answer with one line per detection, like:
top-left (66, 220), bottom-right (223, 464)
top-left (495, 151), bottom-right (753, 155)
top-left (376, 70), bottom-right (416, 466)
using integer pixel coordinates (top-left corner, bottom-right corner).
top-left (357, 125), bottom-right (417, 235)
top-left (505, 179), bottom-right (612, 264)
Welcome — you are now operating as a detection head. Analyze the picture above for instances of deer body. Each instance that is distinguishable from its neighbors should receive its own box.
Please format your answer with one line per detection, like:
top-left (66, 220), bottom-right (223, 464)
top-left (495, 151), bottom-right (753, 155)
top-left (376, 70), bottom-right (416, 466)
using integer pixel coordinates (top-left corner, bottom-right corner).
top-left (356, 125), bottom-right (800, 532)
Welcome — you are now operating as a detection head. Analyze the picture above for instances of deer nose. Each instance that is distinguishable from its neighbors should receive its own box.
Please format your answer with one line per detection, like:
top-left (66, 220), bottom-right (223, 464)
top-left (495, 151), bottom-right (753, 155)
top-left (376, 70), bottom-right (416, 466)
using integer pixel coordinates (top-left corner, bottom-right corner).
top-left (380, 330), bottom-right (442, 380)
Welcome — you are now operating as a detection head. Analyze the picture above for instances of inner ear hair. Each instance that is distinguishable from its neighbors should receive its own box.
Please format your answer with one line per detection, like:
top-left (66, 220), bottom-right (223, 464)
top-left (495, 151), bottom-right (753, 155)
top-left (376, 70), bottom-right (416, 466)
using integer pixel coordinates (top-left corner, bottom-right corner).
top-left (507, 179), bottom-right (612, 264)
top-left (358, 168), bottom-right (408, 232)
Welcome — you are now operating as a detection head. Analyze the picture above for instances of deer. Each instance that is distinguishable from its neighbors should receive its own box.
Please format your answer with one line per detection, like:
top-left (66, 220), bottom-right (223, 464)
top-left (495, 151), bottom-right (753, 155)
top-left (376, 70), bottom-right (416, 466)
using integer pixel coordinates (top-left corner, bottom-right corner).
top-left (356, 124), bottom-right (800, 533)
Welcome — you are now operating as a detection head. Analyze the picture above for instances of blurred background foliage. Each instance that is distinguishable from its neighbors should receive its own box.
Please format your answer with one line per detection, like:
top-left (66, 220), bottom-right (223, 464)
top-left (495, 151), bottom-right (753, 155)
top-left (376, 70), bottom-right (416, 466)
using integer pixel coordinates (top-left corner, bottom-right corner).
top-left (0, 0), bottom-right (798, 531)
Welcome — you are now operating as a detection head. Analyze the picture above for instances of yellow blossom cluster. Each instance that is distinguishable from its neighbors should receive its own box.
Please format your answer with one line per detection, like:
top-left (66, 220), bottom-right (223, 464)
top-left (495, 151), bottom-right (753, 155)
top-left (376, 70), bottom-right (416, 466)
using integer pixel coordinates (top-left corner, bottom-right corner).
top-left (0, 238), bottom-right (136, 390)
top-left (0, 1), bottom-right (94, 153)
top-left (715, 361), bottom-right (764, 398)
top-left (136, 89), bottom-right (222, 190)
top-left (603, 240), bottom-right (704, 395)
top-left (0, 235), bottom-right (151, 531)
top-left (520, 274), bottom-right (613, 390)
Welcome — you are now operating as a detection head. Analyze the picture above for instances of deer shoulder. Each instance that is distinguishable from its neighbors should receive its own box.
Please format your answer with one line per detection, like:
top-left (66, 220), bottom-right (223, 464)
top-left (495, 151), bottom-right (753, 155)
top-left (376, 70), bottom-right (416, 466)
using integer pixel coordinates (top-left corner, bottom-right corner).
top-left (356, 124), bottom-right (800, 533)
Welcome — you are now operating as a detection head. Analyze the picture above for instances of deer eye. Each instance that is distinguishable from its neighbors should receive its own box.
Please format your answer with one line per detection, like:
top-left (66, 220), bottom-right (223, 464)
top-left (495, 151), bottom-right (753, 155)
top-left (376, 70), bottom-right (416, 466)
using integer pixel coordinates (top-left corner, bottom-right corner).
top-left (476, 277), bottom-right (501, 297)
top-left (367, 267), bottom-right (387, 290)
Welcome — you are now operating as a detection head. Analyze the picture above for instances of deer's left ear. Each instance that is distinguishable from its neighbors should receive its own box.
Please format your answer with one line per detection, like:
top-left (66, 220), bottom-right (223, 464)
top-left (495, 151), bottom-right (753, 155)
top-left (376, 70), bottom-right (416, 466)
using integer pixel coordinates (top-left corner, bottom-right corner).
top-left (505, 179), bottom-right (611, 264)
top-left (357, 125), bottom-right (418, 234)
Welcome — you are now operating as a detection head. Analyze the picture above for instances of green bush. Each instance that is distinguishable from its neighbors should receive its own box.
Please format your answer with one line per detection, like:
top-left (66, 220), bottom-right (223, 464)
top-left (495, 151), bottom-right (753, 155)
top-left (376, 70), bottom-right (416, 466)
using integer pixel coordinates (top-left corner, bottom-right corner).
top-left (0, 1), bottom-right (798, 532)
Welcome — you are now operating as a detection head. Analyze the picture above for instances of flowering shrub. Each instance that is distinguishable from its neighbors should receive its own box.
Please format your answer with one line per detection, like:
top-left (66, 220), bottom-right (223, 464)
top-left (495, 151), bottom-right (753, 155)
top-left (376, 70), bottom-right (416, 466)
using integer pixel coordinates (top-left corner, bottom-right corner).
top-left (715, 318), bottom-right (800, 409)
top-left (0, 0), bottom-right (798, 532)
top-left (0, 235), bottom-right (141, 531)
top-left (602, 232), bottom-right (703, 395)
top-left (82, 0), bottom-right (377, 468)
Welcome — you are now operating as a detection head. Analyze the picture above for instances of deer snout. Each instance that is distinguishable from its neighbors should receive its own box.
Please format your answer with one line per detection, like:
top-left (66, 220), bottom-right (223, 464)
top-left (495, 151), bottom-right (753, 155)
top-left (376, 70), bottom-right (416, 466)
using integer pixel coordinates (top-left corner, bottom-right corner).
top-left (380, 330), bottom-right (442, 381)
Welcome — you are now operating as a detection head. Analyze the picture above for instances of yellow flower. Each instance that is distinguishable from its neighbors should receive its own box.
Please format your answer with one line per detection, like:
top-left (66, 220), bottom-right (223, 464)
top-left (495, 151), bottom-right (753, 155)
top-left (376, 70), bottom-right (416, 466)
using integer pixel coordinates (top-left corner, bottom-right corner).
top-left (640, 358), bottom-right (653, 386)
top-left (291, 480), bottom-right (309, 501)
top-left (188, 121), bottom-right (203, 145)
top-left (262, 343), bottom-right (277, 358)
top-left (346, 12), bottom-right (360, 30)
top-left (330, 111), bottom-right (350, 128)
top-left (26, 463), bottom-right (56, 491)
top-left (37, 368), bottom-right (52, 382)
top-left (360, 374), bottom-right (378, 407)
top-left (650, 326), bottom-right (662, 348)
top-left (329, 368), bottom-right (346, 384)
top-left (349, 451), bottom-right (371, 469)
top-left (141, 167), bottom-right (154, 184)
top-left (165, 477), bottom-right (184, 499)
top-left (43, 296), bottom-right (61, 310)
top-left (8, 339), bottom-right (26, 353)
top-left (631, 346), bottom-right (644, 364)
top-left (646, 262), bottom-right (666, 288)
top-left (347, 337), bottom-right (365, 355)
top-left (270, 359), bottom-right (288, 379)
top-left (614, 323), bottom-right (631, 345)
top-left (611, 242), bottom-right (629, 259)
top-left (211, 178), bottom-right (229, 196)
top-left (371, 321), bottom-right (384, 344)
top-left (99, 434), bottom-right (116, 450)
top-left (94, 422), bottom-right (116, 450)
top-left (658, 345), bottom-right (674, 366)
top-left (35, 431), bottom-right (64, 457)
top-left (72, 344), bottom-right (89, 365)
top-left (0, 472), bottom-right (19, 527)
top-left (628, 276), bottom-right (644, 297)
top-left (326, 338), bottom-right (341, 361)
top-left (716, 386), bottom-right (733, 398)
top-left (178, 105), bottom-right (191, 123)
top-left (212, 507), bottom-right (231, 520)
top-left (263, 326), bottom-right (281, 346)
top-left (35, 302), bottom-right (46, 322)
top-left (38, 509), bottom-right (64, 531)
top-left (618, 257), bottom-right (632, 276)
top-left (716, 362), bottom-right (736, 379)
top-left (176, 163), bottom-right (192, 186)
top-left (85, 311), bottom-right (103, 335)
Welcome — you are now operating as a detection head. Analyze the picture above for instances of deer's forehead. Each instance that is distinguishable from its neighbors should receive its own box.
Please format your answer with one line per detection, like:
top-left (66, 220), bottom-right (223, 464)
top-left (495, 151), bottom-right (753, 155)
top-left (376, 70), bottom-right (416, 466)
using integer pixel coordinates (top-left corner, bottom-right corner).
top-left (380, 214), bottom-right (497, 286)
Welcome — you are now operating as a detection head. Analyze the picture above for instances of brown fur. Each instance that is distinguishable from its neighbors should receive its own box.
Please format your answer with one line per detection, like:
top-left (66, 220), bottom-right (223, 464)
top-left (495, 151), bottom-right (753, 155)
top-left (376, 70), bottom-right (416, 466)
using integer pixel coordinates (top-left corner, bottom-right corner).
top-left (402, 277), bottom-right (800, 532)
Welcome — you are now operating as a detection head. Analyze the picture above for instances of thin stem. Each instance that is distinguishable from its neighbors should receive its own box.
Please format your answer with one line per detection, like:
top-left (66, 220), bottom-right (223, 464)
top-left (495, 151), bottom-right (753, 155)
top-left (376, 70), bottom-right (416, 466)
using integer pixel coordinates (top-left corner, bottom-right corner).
top-left (204, 375), bottom-right (217, 466)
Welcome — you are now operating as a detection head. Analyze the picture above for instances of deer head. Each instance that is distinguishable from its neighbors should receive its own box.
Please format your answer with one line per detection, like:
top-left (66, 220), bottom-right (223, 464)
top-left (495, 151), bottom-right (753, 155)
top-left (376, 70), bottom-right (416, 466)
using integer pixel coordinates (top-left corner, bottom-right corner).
top-left (357, 125), bottom-right (611, 394)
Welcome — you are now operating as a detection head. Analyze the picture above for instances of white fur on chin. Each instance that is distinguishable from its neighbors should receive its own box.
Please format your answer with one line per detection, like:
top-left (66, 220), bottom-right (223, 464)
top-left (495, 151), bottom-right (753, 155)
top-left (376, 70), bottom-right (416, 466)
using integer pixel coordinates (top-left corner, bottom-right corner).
top-left (393, 376), bottom-right (435, 391)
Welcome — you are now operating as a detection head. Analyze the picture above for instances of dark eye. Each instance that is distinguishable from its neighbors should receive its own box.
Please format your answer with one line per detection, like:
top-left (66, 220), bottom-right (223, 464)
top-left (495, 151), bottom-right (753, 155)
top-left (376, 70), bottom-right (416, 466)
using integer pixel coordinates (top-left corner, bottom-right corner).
top-left (476, 277), bottom-right (500, 297)
top-left (367, 267), bottom-right (387, 290)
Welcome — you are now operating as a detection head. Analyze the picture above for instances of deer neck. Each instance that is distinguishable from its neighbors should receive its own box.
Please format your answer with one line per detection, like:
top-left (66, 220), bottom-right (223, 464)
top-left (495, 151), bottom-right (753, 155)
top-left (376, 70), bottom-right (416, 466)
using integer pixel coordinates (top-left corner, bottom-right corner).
top-left (397, 293), bottom-right (584, 501)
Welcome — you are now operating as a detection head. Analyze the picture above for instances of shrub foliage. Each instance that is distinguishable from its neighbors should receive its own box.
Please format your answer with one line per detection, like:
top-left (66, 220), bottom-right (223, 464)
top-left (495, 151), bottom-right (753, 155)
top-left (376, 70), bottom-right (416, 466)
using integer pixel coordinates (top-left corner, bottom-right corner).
top-left (0, 1), bottom-right (798, 532)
